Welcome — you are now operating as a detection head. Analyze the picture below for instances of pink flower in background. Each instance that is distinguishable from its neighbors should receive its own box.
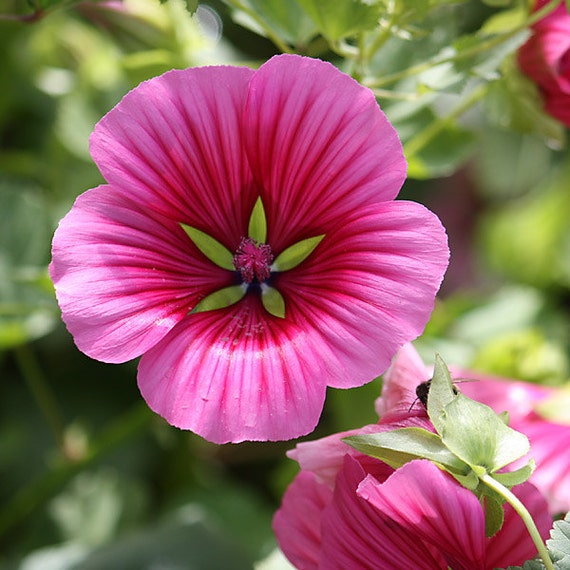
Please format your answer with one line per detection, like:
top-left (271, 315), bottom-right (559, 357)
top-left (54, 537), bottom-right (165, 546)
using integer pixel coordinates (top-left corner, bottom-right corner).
top-left (274, 429), bottom-right (551, 569)
top-left (518, 0), bottom-right (570, 126)
top-left (50, 54), bottom-right (449, 444)
top-left (380, 343), bottom-right (570, 515)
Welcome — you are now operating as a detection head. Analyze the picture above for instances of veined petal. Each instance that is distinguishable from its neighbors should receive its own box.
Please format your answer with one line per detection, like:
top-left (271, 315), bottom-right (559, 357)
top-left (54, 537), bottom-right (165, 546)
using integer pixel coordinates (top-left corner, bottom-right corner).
top-left (320, 456), bottom-right (448, 570)
top-left (137, 295), bottom-right (328, 443)
top-left (275, 200), bottom-right (449, 389)
top-left (49, 186), bottom-right (231, 363)
top-left (357, 459), bottom-right (487, 569)
top-left (90, 65), bottom-right (257, 247)
top-left (243, 54), bottom-right (407, 252)
top-left (272, 471), bottom-right (332, 570)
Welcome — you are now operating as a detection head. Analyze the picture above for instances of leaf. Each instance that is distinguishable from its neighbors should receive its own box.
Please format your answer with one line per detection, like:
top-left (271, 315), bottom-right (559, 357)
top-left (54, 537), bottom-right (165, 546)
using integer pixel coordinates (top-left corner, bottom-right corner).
top-left (294, 0), bottom-right (382, 40)
top-left (272, 235), bottom-right (325, 272)
top-left (248, 197), bottom-right (267, 243)
top-left (492, 461), bottom-right (535, 488)
top-left (344, 428), bottom-right (470, 475)
top-left (483, 492), bottom-right (505, 537)
top-left (261, 285), bottom-right (285, 318)
top-left (440, 393), bottom-right (530, 473)
top-left (426, 354), bottom-right (458, 435)
top-left (192, 286), bottom-right (246, 314)
top-left (180, 224), bottom-right (235, 270)
top-left (548, 512), bottom-right (570, 567)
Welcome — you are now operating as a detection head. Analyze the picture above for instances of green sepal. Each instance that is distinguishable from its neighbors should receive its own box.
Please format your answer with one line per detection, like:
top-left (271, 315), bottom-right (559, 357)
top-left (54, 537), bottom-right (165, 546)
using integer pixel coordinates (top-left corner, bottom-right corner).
top-left (261, 284), bottom-right (285, 318)
top-left (440, 392), bottom-right (531, 473)
top-left (180, 224), bottom-right (235, 271)
top-left (492, 460), bottom-right (535, 488)
top-left (272, 235), bottom-right (325, 272)
top-left (344, 427), bottom-right (471, 476)
top-left (483, 493), bottom-right (505, 538)
top-left (191, 285), bottom-right (246, 314)
top-left (427, 354), bottom-right (459, 435)
top-left (248, 197), bottom-right (267, 243)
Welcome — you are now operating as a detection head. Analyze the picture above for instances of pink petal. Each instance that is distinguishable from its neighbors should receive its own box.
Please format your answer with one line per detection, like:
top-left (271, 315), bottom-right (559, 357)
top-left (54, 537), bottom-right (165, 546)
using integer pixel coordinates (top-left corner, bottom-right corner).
top-left (273, 470), bottom-right (332, 570)
top-left (486, 481), bottom-right (552, 569)
top-left (358, 459), bottom-right (487, 569)
top-left (90, 65), bottom-right (257, 248)
top-left (375, 342), bottom-right (432, 419)
top-left (49, 186), bottom-right (230, 363)
top-left (276, 200), bottom-right (449, 389)
top-left (137, 295), bottom-right (328, 443)
top-left (320, 456), bottom-right (448, 569)
top-left (512, 415), bottom-right (570, 515)
top-left (243, 54), bottom-right (407, 253)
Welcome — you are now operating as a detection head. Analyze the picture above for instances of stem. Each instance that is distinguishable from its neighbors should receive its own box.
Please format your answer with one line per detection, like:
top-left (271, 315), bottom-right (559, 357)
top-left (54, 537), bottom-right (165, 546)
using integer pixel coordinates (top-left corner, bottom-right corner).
top-left (0, 402), bottom-right (152, 539)
top-left (402, 82), bottom-right (488, 159)
top-left (366, 0), bottom-right (563, 89)
top-left (222, 0), bottom-right (294, 54)
top-left (15, 344), bottom-right (66, 452)
top-left (480, 473), bottom-right (554, 570)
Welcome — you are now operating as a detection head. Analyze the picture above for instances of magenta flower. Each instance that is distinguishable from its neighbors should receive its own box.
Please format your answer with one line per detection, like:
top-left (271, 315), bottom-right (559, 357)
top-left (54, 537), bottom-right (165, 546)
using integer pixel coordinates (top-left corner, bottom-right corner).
top-left (518, 0), bottom-right (570, 126)
top-left (274, 431), bottom-right (551, 569)
top-left (380, 343), bottom-right (570, 515)
top-left (49, 54), bottom-right (449, 443)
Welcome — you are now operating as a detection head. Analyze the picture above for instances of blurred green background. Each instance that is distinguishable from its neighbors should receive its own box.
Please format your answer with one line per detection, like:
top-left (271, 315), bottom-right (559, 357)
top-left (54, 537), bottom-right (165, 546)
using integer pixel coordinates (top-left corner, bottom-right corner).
top-left (1, 0), bottom-right (569, 568)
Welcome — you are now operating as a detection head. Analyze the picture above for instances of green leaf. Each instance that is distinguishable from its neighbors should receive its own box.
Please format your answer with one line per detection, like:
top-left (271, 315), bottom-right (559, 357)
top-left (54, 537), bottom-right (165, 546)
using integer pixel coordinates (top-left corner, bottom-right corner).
top-left (272, 235), bottom-right (325, 272)
top-left (483, 493), bottom-right (505, 537)
top-left (425, 354), bottom-right (458, 435)
top-left (440, 393), bottom-right (530, 473)
top-left (492, 461), bottom-right (535, 488)
top-left (548, 512), bottom-right (570, 567)
top-left (192, 285), bottom-right (246, 314)
top-left (248, 197), bottom-right (267, 243)
top-left (294, 0), bottom-right (382, 40)
top-left (180, 224), bottom-right (235, 270)
top-left (261, 285), bottom-right (285, 318)
top-left (344, 428), bottom-right (470, 475)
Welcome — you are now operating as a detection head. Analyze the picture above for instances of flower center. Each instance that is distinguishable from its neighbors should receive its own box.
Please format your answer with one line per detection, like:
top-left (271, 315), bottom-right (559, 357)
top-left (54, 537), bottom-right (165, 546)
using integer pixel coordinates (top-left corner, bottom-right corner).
top-left (233, 237), bottom-right (273, 284)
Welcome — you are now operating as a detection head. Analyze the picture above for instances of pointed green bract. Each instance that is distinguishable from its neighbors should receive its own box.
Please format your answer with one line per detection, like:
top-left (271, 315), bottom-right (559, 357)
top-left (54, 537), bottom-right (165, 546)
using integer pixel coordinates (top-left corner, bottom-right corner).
top-left (493, 461), bottom-right (535, 488)
top-left (484, 493), bottom-right (505, 537)
top-left (180, 223), bottom-right (235, 270)
top-left (261, 284), bottom-right (285, 318)
top-left (272, 234), bottom-right (325, 272)
top-left (248, 197), bottom-right (267, 243)
top-left (191, 285), bottom-right (246, 314)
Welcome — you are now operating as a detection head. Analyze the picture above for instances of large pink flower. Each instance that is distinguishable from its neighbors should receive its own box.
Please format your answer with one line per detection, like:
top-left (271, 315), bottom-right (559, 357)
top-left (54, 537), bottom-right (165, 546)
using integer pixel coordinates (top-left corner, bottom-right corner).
top-left (274, 430), bottom-right (551, 569)
top-left (518, 0), bottom-right (570, 126)
top-left (49, 54), bottom-right (449, 443)
top-left (379, 343), bottom-right (570, 515)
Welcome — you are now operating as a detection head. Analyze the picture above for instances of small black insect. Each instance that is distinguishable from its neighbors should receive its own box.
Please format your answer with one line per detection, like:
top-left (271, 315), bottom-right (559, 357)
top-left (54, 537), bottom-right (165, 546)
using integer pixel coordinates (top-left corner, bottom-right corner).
top-left (409, 379), bottom-right (460, 412)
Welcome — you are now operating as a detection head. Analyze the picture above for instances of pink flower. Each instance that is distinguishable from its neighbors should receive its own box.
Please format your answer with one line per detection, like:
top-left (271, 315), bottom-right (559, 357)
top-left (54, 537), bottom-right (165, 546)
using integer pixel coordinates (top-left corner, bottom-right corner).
top-left (380, 344), bottom-right (570, 515)
top-left (518, 0), bottom-right (570, 126)
top-left (49, 54), bottom-right (449, 444)
top-left (274, 434), bottom-right (551, 569)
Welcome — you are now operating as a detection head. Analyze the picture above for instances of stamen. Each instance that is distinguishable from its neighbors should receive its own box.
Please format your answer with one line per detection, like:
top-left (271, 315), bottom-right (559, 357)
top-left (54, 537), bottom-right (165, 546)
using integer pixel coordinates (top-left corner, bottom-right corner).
top-left (233, 237), bottom-right (274, 284)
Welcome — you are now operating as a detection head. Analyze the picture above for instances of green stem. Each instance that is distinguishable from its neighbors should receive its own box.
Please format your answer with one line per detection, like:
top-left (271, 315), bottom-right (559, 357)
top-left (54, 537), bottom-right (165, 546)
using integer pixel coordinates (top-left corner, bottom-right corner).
top-left (15, 344), bottom-right (66, 452)
top-left (403, 82), bottom-right (488, 159)
top-left (480, 473), bottom-right (554, 570)
top-left (222, 0), bottom-right (294, 54)
top-left (367, 0), bottom-right (562, 89)
top-left (0, 402), bottom-right (152, 539)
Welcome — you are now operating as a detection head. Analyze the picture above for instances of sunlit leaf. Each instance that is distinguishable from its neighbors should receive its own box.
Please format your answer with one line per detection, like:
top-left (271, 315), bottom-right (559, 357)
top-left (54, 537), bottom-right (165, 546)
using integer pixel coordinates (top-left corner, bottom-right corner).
top-left (272, 235), bottom-right (325, 272)
top-left (180, 224), bottom-right (235, 270)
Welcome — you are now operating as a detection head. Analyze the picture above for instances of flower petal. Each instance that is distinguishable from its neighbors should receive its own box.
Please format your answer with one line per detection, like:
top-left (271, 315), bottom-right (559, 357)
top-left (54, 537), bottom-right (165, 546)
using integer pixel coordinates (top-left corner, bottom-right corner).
top-left (320, 456), bottom-right (448, 569)
top-left (137, 295), bottom-right (328, 443)
top-left (90, 65), bottom-right (257, 248)
top-left (273, 471), bottom-right (332, 570)
top-left (49, 186), bottom-right (230, 363)
top-left (357, 459), bottom-right (487, 569)
top-left (276, 200), bottom-right (449, 389)
top-left (243, 54), bottom-right (407, 252)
